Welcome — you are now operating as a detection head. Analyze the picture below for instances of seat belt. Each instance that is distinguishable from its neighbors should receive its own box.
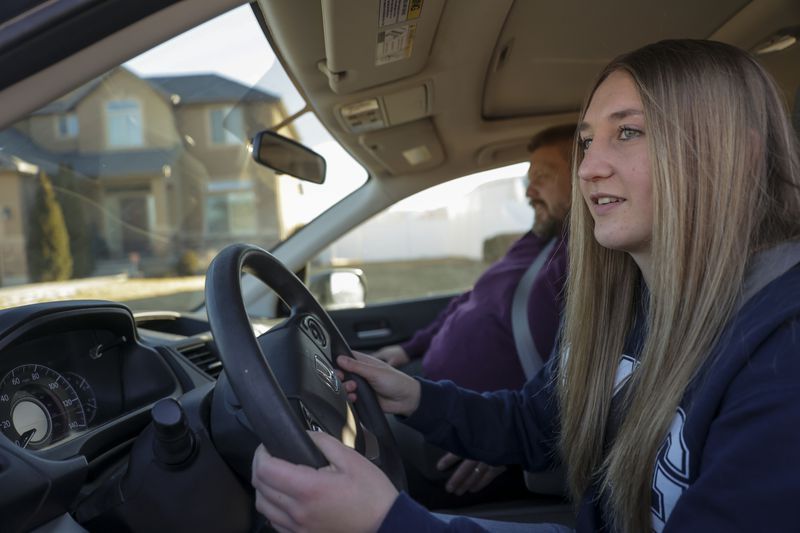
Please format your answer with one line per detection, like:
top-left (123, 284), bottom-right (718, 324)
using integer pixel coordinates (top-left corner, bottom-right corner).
top-left (511, 237), bottom-right (556, 379)
top-left (510, 237), bottom-right (568, 495)
top-left (738, 240), bottom-right (800, 311)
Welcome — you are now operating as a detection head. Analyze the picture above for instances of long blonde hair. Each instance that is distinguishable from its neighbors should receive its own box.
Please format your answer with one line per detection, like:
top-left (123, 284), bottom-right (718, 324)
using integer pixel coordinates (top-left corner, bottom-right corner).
top-left (558, 39), bottom-right (800, 532)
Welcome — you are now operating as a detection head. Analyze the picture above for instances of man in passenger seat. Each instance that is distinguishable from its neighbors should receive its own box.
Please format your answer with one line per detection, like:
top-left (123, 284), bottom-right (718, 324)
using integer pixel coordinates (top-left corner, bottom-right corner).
top-left (372, 124), bottom-right (575, 508)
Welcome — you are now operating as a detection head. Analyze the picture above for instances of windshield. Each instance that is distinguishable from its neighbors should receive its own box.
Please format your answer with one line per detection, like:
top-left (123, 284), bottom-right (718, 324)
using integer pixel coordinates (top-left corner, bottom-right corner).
top-left (0, 6), bottom-right (367, 313)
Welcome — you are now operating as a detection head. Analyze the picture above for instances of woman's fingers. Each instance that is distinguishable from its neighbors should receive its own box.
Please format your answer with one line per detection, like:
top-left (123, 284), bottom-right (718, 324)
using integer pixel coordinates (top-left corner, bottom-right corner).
top-left (337, 352), bottom-right (421, 415)
top-left (337, 351), bottom-right (386, 380)
top-left (251, 434), bottom-right (400, 532)
top-left (252, 445), bottom-right (322, 500)
top-left (252, 445), bottom-right (305, 531)
top-left (254, 486), bottom-right (296, 531)
top-left (306, 429), bottom-right (359, 470)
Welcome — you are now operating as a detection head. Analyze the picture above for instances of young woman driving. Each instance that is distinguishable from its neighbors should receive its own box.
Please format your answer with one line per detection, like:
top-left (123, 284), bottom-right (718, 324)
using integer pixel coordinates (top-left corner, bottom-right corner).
top-left (251, 39), bottom-right (800, 533)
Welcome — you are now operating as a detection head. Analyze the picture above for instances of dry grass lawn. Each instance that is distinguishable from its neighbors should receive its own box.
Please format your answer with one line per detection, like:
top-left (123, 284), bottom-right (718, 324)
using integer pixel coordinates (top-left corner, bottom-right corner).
top-left (0, 258), bottom-right (487, 314)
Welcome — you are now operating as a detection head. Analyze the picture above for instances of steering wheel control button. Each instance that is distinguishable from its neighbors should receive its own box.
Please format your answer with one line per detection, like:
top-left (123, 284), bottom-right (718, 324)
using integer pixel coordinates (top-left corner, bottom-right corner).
top-left (151, 398), bottom-right (196, 467)
top-left (314, 355), bottom-right (340, 393)
top-left (299, 402), bottom-right (323, 432)
top-left (302, 316), bottom-right (328, 348)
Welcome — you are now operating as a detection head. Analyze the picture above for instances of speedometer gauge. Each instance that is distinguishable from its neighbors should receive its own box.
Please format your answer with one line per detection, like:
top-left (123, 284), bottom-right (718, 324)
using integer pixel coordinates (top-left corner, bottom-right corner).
top-left (0, 364), bottom-right (87, 449)
top-left (65, 372), bottom-right (97, 424)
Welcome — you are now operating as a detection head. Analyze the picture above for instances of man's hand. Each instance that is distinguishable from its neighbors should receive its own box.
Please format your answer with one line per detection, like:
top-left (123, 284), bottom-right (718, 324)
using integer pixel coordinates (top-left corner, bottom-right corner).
top-left (252, 431), bottom-right (399, 533)
top-left (371, 345), bottom-right (411, 368)
top-left (437, 452), bottom-right (506, 495)
top-left (336, 351), bottom-right (421, 416)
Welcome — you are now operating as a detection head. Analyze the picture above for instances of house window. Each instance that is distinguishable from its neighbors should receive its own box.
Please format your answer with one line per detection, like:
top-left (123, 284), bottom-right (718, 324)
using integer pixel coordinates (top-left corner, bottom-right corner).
top-left (206, 190), bottom-right (256, 236)
top-left (106, 99), bottom-right (143, 148)
top-left (56, 114), bottom-right (79, 138)
top-left (206, 195), bottom-right (229, 234)
top-left (210, 106), bottom-right (244, 145)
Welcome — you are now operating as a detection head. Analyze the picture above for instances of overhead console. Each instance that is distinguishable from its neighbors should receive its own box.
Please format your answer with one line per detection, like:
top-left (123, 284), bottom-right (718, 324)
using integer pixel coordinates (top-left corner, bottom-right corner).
top-left (358, 117), bottom-right (444, 173)
top-left (258, 0), bottom-right (451, 176)
top-left (318, 1), bottom-right (448, 174)
top-left (336, 82), bottom-right (431, 133)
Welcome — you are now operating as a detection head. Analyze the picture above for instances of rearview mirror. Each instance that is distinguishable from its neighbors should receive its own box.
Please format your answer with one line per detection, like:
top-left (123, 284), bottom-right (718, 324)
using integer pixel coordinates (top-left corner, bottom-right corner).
top-left (251, 131), bottom-right (326, 184)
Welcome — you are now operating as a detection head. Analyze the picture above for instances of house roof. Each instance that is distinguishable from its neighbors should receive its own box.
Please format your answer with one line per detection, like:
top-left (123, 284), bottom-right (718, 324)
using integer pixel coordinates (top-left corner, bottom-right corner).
top-left (0, 128), bottom-right (184, 178)
top-left (31, 76), bottom-right (108, 116)
top-left (32, 69), bottom-right (278, 116)
top-left (5, 69), bottom-right (277, 180)
top-left (0, 128), bottom-right (60, 173)
top-left (145, 74), bottom-right (279, 106)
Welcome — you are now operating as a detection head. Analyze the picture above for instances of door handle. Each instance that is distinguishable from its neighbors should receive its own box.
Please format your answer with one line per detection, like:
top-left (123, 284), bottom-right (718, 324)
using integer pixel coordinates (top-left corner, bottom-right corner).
top-left (355, 327), bottom-right (392, 340)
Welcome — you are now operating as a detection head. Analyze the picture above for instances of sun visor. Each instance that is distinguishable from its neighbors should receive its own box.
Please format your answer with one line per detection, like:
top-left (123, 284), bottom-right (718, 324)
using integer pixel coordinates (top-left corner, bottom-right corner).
top-left (318, 0), bottom-right (445, 94)
top-left (476, 139), bottom-right (531, 168)
top-left (359, 118), bottom-right (444, 174)
top-left (482, 0), bottom-right (751, 119)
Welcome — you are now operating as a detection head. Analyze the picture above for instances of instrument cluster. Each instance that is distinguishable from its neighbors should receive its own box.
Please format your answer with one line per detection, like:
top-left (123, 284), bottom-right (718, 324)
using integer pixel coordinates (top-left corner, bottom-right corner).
top-left (0, 363), bottom-right (98, 450)
top-left (0, 303), bottom-right (180, 453)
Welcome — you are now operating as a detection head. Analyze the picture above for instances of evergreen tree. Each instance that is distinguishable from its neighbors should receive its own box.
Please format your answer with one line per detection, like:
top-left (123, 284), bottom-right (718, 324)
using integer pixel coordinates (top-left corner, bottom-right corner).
top-left (53, 165), bottom-right (94, 278)
top-left (26, 172), bottom-right (72, 282)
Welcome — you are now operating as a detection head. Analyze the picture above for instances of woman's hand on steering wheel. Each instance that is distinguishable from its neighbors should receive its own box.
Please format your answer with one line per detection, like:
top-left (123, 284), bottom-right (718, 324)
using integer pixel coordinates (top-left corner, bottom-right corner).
top-left (252, 431), bottom-right (399, 533)
top-left (336, 351), bottom-right (421, 417)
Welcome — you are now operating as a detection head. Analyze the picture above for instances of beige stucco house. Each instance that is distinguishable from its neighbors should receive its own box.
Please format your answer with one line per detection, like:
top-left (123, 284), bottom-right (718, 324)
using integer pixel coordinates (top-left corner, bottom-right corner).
top-left (0, 67), bottom-right (288, 281)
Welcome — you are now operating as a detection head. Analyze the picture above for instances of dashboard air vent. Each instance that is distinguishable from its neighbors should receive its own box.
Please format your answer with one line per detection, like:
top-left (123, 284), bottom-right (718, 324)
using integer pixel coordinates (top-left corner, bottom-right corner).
top-left (179, 341), bottom-right (222, 379)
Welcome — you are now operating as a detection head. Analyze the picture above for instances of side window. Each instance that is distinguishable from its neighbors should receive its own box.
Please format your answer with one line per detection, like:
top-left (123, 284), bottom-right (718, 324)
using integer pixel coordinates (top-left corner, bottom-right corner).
top-left (310, 163), bottom-right (531, 307)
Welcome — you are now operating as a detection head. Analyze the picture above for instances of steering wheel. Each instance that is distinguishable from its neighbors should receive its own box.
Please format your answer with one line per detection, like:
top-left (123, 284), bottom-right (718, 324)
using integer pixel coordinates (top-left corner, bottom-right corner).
top-left (204, 243), bottom-right (406, 489)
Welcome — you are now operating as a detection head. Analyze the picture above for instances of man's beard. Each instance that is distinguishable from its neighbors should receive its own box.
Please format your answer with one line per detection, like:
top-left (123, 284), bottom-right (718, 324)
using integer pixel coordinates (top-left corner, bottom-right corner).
top-left (532, 216), bottom-right (560, 239)
top-left (532, 206), bottom-right (567, 239)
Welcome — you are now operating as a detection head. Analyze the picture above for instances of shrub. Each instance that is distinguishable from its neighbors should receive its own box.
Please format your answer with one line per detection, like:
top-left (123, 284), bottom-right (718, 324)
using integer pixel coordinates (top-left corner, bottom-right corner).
top-left (176, 249), bottom-right (201, 276)
top-left (26, 172), bottom-right (73, 282)
top-left (53, 165), bottom-right (94, 278)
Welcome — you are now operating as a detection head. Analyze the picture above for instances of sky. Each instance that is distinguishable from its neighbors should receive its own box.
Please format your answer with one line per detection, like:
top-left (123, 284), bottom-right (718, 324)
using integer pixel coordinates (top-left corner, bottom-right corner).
top-left (126, 7), bottom-right (274, 87)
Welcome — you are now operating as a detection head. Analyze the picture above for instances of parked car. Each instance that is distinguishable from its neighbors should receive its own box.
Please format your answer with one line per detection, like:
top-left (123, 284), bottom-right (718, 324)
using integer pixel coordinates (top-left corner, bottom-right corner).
top-left (0, 0), bottom-right (797, 531)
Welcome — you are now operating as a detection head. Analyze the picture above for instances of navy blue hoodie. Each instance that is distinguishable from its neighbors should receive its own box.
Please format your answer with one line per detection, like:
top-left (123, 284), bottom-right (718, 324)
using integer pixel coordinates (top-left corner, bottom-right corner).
top-left (379, 255), bottom-right (800, 532)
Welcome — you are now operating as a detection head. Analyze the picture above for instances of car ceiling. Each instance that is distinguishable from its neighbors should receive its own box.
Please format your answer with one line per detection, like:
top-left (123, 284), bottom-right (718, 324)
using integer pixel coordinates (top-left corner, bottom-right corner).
top-left (259, 0), bottom-right (800, 188)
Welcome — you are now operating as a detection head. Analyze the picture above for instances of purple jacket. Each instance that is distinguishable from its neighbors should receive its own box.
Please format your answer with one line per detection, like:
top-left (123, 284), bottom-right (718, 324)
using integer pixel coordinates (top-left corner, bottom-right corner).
top-left (400, 231), bottom-right (567, 392)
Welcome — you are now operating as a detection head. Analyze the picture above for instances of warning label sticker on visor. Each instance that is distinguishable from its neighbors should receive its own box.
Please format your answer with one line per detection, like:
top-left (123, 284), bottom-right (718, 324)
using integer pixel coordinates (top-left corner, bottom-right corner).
top-left (378, 0), bottom-right (423, 27)
top-left (376, 23), bottom-right (417, 65)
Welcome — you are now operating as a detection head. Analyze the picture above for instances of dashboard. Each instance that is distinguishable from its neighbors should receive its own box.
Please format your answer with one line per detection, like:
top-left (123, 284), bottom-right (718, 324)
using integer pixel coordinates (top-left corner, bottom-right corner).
top-left (0, 301), bottom-right (182, 457)
top-left (0, 300), bottom-right (254, 533)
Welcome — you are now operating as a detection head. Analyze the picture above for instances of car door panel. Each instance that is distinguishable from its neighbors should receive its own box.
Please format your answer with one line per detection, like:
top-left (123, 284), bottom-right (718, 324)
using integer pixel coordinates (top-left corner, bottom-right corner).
top-left (327, 294), bottom-right (455, 351)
